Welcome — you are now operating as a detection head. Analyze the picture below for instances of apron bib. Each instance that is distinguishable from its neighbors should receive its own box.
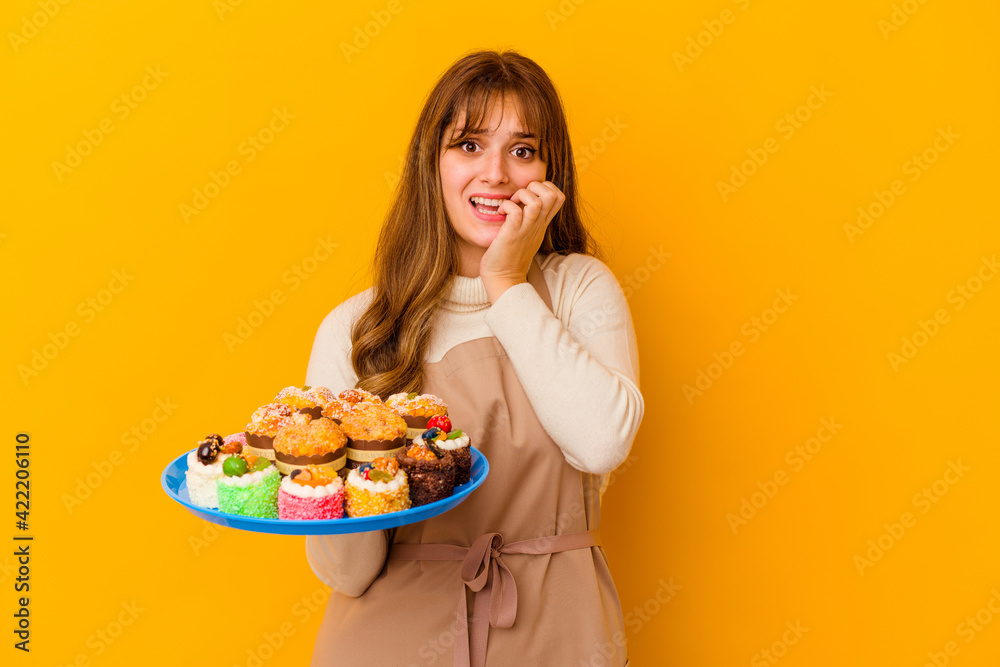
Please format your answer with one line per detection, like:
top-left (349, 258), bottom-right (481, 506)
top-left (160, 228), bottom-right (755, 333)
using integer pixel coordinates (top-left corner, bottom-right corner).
top-left (311, 260), bottom-right (629, 667)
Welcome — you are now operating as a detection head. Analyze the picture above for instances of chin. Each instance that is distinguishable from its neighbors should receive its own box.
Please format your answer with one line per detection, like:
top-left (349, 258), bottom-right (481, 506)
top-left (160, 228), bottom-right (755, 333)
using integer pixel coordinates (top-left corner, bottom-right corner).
top-left (472, 227), bottom-right (501, 248)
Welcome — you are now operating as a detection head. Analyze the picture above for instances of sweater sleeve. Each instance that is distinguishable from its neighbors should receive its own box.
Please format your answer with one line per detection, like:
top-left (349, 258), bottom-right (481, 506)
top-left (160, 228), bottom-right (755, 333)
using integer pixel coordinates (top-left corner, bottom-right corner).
top-left (302, 290), bottom-right (390, 598)
top-left (482, 255), bottom-right (644, 476)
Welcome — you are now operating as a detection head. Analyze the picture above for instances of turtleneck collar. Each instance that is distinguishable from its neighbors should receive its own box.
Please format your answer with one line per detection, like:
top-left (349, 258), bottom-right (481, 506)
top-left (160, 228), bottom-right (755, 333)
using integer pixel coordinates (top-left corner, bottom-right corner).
top-left (441, 273), bottom-right (491, 312)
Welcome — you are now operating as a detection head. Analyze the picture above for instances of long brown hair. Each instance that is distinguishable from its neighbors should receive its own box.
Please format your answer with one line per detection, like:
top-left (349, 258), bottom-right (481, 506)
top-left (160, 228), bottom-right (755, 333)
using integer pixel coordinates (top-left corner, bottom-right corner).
top-left (351, 49), bottom-right (601, 396)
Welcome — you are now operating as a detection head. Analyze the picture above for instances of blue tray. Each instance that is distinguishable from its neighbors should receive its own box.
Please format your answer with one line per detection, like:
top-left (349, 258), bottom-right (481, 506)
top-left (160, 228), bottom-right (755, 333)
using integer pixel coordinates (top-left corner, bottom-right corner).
top-left (161, 447), bottom-right (488, 535)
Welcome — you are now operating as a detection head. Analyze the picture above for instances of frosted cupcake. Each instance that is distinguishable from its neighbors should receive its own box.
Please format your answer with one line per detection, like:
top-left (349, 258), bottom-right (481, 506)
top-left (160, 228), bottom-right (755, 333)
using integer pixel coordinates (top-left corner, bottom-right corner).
top-left (340, 402), bottom-right (407, 470)
top-left (216, 454), bottom-right (280, 518)
top-left (244, 403), bottom-right (301, 462)
top-left (185, 434), bottom-right (232, 508)
top-left (344, 457), bottom-right (411, 517)
top-left (278, 466), bottom-right (345, 520)
top-left (272, 417), bottom-right (348, 476)
top-left (385, 392), bottom-right (448, 441)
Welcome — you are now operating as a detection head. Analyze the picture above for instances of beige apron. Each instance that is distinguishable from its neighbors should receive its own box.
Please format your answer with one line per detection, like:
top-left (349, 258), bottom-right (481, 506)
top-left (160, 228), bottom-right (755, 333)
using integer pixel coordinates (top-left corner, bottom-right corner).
top-left (311, 260), bottom-right (629, 667)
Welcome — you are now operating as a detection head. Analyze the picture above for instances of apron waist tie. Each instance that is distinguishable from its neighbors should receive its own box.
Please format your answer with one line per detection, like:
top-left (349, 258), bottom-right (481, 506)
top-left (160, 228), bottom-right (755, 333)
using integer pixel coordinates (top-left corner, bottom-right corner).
top-left (389, 529), bottom-right (601, 667)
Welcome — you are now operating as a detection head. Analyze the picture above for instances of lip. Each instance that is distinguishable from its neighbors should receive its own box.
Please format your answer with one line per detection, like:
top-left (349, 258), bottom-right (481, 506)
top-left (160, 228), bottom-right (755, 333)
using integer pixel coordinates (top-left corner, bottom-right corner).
top-left (468, 192), bottom-right (514, 200)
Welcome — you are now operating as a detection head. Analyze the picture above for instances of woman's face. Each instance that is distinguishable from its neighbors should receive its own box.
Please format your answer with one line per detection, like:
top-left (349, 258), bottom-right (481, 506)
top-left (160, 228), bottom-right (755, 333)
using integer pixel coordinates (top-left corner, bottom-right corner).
top-left (439, 96), bottom-right (547, 272)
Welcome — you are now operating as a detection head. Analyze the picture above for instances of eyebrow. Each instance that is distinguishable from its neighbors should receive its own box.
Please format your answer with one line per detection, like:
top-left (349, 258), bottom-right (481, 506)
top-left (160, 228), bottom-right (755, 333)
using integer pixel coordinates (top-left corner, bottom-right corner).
top-left (463, 129), bottom-right (536, 140)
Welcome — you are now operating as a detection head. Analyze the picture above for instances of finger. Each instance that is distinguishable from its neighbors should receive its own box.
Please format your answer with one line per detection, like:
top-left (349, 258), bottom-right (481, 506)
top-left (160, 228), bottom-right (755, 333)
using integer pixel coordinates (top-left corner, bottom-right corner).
top-left (510, 180), bottom-right (547, 205)
top-left (522, 183), bottom-right (555, 222)
top-left (541, 180), bottom-right (566, 205)
top-left (497, 199), bottom-right (523, 229)
top-left (517, 187), bottom-right (543, 214)
top-left (525, 181), bottom-right (553, 200)
top-left (536, 184), bottom-right (561, 219)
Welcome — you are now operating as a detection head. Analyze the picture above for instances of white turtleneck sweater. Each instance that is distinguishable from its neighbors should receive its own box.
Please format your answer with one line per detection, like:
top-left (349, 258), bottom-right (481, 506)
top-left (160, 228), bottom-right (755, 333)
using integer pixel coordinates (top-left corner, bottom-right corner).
top-left (303, 252), bottom-right (643, 596)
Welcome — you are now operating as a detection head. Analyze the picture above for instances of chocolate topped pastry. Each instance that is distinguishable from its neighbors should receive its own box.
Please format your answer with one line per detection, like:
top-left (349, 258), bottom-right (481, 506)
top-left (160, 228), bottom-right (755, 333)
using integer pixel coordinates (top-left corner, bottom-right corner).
top-left (396, 437), bottom-right (456, 506)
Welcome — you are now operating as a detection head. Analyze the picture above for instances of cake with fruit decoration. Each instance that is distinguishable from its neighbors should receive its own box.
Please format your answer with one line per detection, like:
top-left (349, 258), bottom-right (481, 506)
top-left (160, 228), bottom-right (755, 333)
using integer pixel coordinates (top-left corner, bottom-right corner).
top-left (385, 392), bottom-right (448, 441)
top-left (222, 432), bottom-right (247, 454)
top-left (396, 431), bottom-right (456, 506)
top-left (278, 466), bottom-right (345, 520)
top-left (216, 454), bottom-right (280, 518)
top-left (185, 434), bottom-right (238, 508)
top-left (344, 457), bottom-right (411, 517)
top-left (272, 416), bottom-right (347, 476)
top-left (244, 403), bottom-right (304, 462)
top-left (414, 418), bottom-right (472, 486)
top-left (339, 401), bottom-right (408, 469)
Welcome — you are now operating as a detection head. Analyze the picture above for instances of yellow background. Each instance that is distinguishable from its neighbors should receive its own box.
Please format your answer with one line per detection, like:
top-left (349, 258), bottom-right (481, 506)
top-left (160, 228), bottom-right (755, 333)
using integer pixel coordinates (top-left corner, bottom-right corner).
top-left (3, 0), bottom-right (999, 665)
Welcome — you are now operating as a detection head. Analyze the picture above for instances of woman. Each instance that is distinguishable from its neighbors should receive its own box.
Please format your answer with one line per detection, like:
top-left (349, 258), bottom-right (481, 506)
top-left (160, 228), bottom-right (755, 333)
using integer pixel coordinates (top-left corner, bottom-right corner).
top-left (304, 49), bottom-right (643, 667)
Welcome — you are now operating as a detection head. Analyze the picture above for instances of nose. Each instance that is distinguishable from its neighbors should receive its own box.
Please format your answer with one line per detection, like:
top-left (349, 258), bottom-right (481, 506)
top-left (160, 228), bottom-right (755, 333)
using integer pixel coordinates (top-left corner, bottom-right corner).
top-left (479, 148), bottom-right (509, 184)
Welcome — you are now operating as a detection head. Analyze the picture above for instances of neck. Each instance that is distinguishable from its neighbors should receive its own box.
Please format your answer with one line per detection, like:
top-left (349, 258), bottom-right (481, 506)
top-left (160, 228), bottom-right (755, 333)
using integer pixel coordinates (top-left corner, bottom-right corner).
top-left (456, 240), bottom-right (484, 278)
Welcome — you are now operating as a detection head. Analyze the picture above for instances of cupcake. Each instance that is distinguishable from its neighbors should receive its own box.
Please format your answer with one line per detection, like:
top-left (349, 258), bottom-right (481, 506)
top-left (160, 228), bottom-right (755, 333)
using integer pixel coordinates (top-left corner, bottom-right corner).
top-left (278, 466), bottom-right (345, 520)
top-left (415, 419), bottom-right (472, 486)
top-left (244, 403), bottom-right (301, 462)
top-left (216, 454), bottom-right (280, 518)
top-left (396, 434), bottom-right (456, 506)
top-left (344, 457), bottom-right (411, 517)
top-left (274, 385), bottom-right (337, 419)
top-left (274, 386), bottom-right (323, 418)
top-left (321, 398), bottom-right (354, 424)
top-left (306, 386), bottom-right (338, 409)
top-left (321, 388), bottom-right (381, 424)
top-left (339, 388), bottom-right (383, 406)
top-left (339, 402), bottom-right (407, 470)
top-left (184, 434), bottom-right (232, 508)
top-left (385, 392), bottom-right (448, 441)
top-left (222, 432), bottom-right (247, 455)
top-left (272, 417), bottom-right (348, 476)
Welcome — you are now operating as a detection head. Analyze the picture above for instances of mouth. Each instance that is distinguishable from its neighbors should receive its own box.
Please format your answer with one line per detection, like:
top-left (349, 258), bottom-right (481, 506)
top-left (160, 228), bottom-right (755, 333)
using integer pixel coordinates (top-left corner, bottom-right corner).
top-left (468, 195), bottom-right (508, 219)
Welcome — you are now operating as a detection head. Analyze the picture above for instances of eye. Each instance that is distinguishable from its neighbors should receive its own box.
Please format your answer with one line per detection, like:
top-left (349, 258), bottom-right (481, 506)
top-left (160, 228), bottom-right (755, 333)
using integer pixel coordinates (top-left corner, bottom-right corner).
top-left (513, 146), bottom-right (537, 159)
top-left (459, 141), bottom-right (479, 153)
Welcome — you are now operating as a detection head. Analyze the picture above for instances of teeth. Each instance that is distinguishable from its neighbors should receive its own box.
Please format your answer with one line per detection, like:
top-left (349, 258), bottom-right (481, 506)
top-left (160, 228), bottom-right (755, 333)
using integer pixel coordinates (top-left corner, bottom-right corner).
top-left (470, 196), bottom-right (506, 207)
top-left (474, 205), bottom-right (505, 216)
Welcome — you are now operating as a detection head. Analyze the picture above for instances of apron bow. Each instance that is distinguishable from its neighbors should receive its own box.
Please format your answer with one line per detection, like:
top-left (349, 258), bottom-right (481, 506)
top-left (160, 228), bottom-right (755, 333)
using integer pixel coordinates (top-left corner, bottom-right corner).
top-left (461, 532), bottom-right (518, 631)
top-left (390, 529), bottom-right (601, 667)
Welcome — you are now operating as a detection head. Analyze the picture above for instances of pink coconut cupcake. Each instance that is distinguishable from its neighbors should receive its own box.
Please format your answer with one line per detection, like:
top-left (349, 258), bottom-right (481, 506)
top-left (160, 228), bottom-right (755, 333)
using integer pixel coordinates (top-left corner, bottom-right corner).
top-left (278, 466), bottom-right (345, 520)
top-left (222, 432), bottom-right (247, 454)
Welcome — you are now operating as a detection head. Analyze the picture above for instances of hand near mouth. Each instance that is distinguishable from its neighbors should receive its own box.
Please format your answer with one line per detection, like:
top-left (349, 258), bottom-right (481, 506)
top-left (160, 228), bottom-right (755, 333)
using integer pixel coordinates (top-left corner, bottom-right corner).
top-left (480, 180), bottom-right (566, 304)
